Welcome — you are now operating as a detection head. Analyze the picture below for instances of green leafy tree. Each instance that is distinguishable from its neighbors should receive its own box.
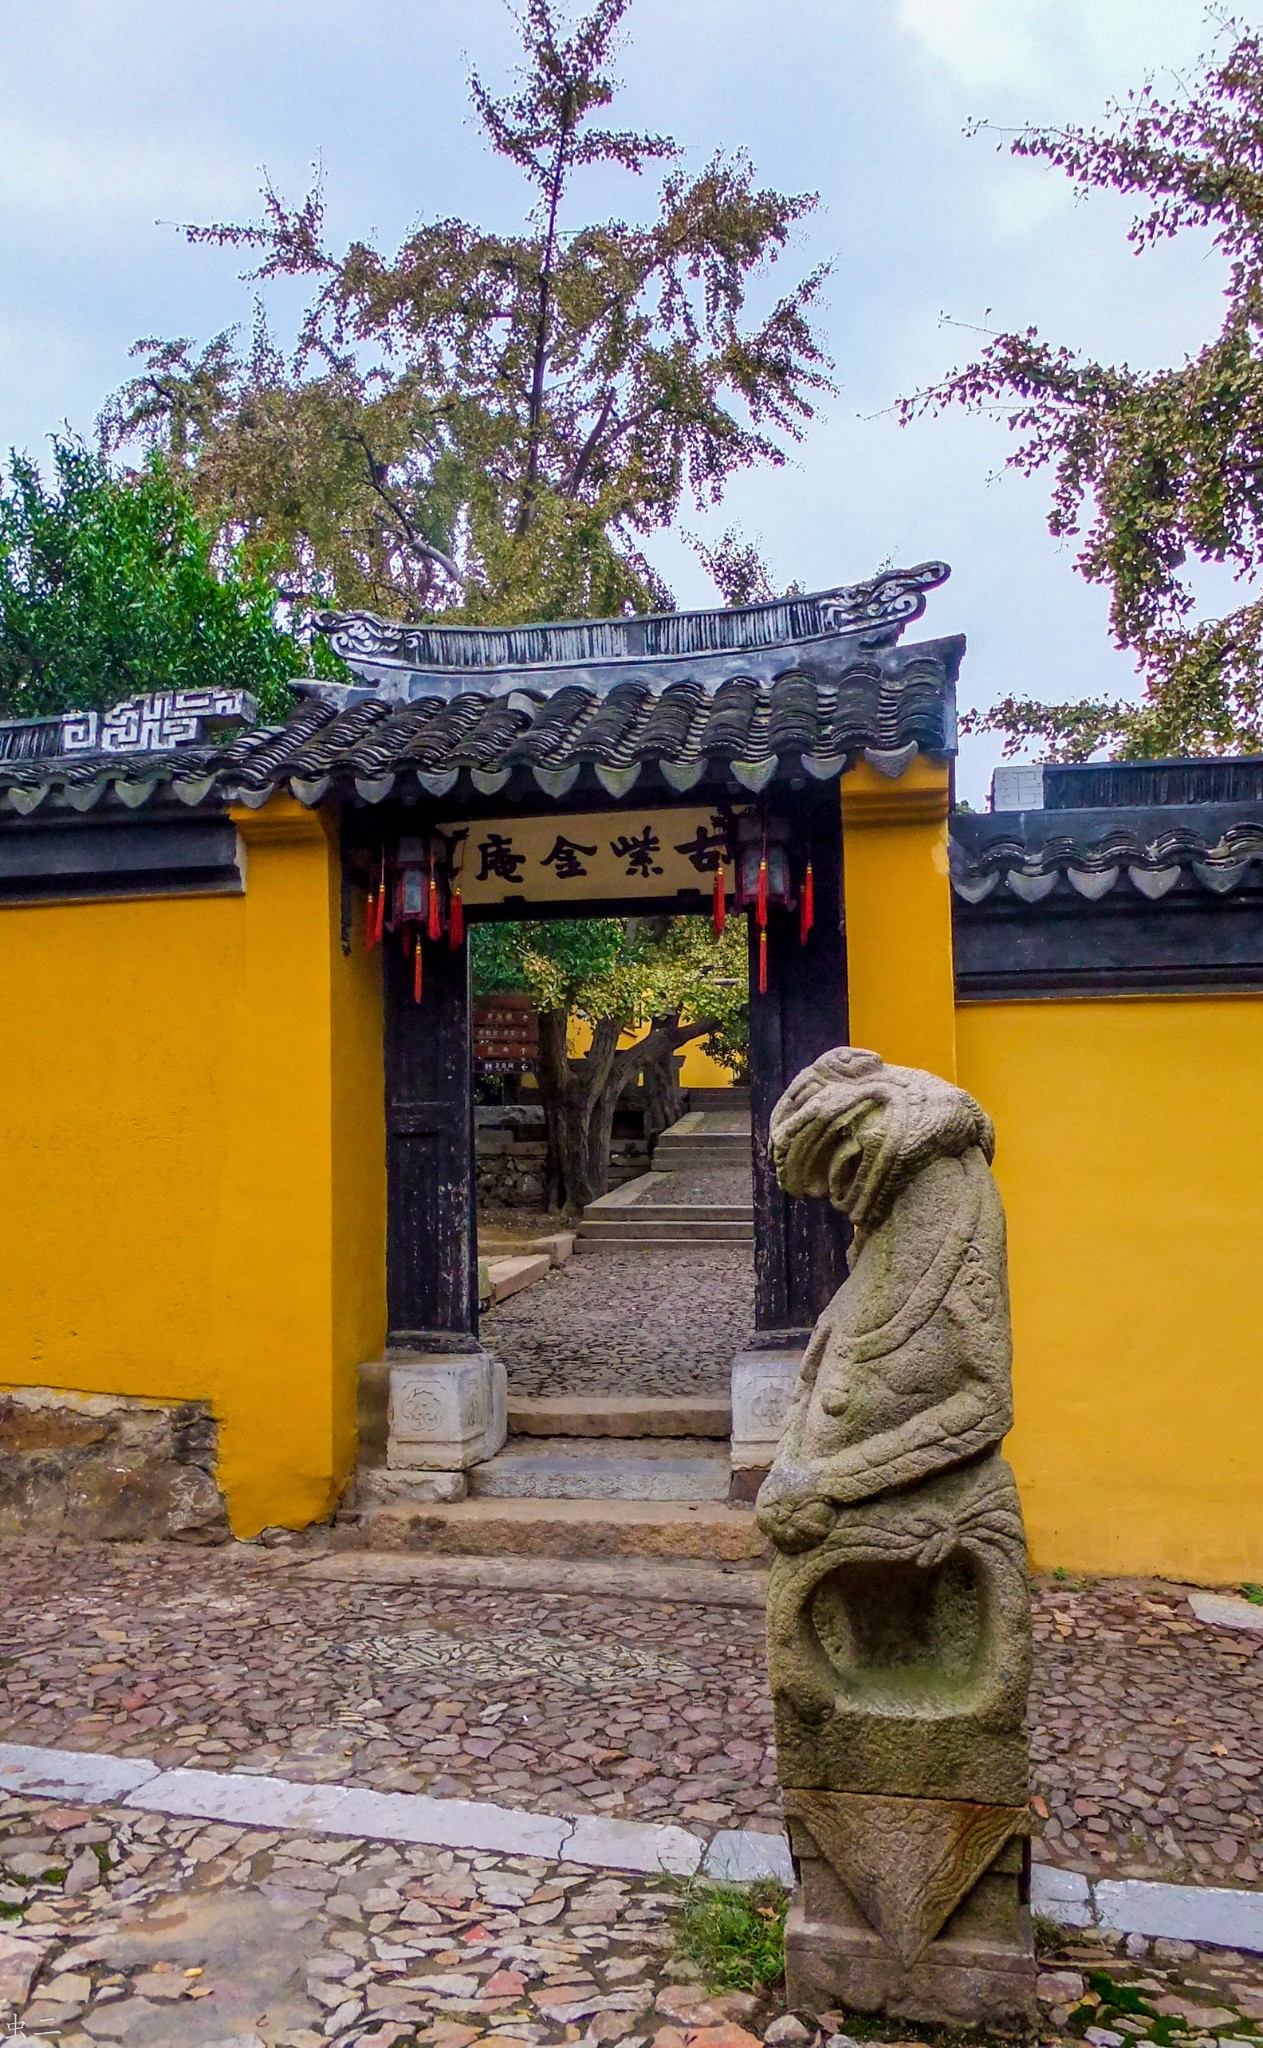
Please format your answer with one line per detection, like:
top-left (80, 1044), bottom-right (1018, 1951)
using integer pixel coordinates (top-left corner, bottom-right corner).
top-left (101, 0), bottom-right (829, 625)
top-left (473, 915), bottom-right (747, 1212)
top-left (0, 438), bottom-right (334, 722)
top-left (899, 22), bottom-right (1263, 760)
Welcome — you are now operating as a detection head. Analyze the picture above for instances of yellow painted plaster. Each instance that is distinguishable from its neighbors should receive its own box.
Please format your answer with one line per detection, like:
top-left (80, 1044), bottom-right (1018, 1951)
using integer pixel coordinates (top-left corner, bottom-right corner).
top-left (841, 758), bottom-right (957, 1079)
top-left (958, 994), bottom-right (1263, 1584)
top-left (0, 798), bottom-right (385, 1536)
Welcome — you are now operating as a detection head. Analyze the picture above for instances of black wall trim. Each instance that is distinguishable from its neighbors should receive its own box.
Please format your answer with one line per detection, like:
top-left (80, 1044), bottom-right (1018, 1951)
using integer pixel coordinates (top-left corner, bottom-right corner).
top-left (0, 817), bottom-right (244, 905)
top-left (1044, 759), bottom-right (1263, 809)
top-left (954, 891), bottom-right (1263, 999)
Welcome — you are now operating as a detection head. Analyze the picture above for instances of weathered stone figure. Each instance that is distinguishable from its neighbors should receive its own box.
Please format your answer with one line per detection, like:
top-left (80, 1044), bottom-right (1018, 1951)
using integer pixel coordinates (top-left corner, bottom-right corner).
top-left (759, 1047), bottom-right (1034, 2027)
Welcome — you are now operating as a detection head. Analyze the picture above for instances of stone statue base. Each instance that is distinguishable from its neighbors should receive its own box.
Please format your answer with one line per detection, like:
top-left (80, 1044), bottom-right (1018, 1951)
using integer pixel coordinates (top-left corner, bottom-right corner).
top-left (784, 1802), bottom-right (1034, 2028)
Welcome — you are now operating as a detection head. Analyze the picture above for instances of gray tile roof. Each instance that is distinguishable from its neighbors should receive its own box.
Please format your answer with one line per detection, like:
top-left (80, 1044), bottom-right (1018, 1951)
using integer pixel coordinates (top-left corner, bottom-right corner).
top-left (951, 806), bottom-right (1263, 903)
top-left (0, 636), bottom-right (961, 817)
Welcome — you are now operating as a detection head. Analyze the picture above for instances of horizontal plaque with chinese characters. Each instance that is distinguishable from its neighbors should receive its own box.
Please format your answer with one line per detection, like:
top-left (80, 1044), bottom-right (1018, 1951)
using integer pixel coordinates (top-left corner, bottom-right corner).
top-left (442, 807), bottom-right (739, 906)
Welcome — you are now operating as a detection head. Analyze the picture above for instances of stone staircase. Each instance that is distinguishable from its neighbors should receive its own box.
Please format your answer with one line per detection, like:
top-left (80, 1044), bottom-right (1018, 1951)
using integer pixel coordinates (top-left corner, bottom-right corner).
top-left (574, 1097), bottom-right (753, 1252)
top-left (652, 1107), bottom-right (751, 1171)
top-left (344, 1378), bottom-right (767, 1564)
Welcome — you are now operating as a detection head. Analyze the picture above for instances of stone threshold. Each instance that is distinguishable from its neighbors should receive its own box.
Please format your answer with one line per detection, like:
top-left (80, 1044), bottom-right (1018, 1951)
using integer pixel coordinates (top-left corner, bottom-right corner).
top-left (2, 1739), bottom-right (1262, 1953)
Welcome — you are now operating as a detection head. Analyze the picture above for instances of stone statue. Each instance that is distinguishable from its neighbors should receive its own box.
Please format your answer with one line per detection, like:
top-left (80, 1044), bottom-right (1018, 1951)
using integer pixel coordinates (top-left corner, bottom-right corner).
top-left (758, 1048), bottom-right (1034, 2028)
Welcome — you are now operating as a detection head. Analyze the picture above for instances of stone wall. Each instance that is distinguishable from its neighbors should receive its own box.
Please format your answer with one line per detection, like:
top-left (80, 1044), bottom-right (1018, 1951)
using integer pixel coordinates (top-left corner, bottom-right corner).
top-left (475, 1113), bottom-right (651, 1210)
top-left (0, 1386), bottom-right (231, 1544)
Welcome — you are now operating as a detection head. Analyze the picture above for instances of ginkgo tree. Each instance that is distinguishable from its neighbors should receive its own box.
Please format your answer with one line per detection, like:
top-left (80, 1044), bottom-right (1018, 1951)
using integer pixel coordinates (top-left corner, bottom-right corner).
top-left (102, 0), bottom-right (829, 628)
top-left (900, 21), bottom-right (1263, 760)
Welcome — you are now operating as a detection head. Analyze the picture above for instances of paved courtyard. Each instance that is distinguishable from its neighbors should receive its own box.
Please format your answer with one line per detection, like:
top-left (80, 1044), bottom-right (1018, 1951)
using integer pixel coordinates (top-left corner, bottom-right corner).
top-left (1, 1546), bottom-right (1261, 1891)
top-left (482, 1250), bottom-right (754, 1400)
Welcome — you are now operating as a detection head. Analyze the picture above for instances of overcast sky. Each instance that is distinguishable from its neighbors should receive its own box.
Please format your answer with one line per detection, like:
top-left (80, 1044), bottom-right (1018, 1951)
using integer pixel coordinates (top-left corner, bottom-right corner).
top-left (0, 0), bottom-right (1239, 801)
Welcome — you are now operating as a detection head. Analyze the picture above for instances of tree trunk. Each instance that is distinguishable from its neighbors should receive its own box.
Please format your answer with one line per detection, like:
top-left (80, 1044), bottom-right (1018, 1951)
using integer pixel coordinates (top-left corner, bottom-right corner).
top-left (633, 1011), bottom-right (687, 1142)
top-left (533, 1008), bottom-right (622, 1215)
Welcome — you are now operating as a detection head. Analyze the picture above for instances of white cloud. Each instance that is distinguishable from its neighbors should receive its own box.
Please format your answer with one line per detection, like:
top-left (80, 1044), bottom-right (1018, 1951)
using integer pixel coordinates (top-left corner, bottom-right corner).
top-left (0, 116), bottom-right (254, 234)
top-left (895, 0), bottom-right (1210, 107)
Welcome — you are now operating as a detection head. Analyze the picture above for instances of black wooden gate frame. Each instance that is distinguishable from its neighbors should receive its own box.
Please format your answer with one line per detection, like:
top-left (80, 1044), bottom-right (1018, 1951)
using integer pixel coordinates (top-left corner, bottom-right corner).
top-left (346, 779), bottom-right (851, 1353)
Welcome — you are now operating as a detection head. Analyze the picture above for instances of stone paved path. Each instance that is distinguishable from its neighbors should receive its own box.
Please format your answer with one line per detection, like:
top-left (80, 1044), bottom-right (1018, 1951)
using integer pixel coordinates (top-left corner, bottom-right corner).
top-left (0, 1791), bottom-right (773, 2047)
top-left (2, 1549), bottom-right (1262, 1892)
top-left (4, 1790), bottom-right (1263, 2048)
top-left (482, 1251), bottom-right (753, 1399)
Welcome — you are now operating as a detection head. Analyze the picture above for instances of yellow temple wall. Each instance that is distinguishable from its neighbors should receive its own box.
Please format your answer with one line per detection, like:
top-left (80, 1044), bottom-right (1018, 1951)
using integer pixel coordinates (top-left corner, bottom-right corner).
top-left (0, 800), bottom-right (385, 1537)
top-left (956, 994), bottom-right (1263, 1586)
top-left (839, 766), bottom-right (1263, 1585)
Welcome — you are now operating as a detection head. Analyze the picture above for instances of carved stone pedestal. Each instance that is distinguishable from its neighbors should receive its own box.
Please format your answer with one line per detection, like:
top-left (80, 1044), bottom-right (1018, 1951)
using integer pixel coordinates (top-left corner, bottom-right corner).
top-left (785, 1810), bottom-right (1033, 2029)
top-left (386, 1353), bottom-right (507, 1470)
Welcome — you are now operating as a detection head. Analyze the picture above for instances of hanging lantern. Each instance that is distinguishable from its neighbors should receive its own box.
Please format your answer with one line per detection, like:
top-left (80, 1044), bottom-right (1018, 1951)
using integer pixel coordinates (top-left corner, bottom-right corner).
top-left (732, 813), bottom-right (800, 994)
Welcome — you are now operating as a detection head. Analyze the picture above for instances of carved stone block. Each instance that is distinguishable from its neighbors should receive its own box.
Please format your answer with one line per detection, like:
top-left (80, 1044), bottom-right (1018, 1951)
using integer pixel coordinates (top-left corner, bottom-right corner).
top-left (767, 1454), bottom-right (1030, 1804)
top-left (758, 1048), bottom-right (1035, 2026)
top-left (386, 1353), bottom-right (507, 1470)
top-left (730, 1349), bottom-right (803, 1471)
top-left (785, 1816), bottom-right (1033, 2029)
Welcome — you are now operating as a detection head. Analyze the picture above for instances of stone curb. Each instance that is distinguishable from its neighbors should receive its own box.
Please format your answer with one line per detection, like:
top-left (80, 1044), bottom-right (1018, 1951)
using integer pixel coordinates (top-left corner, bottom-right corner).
top-left (1, 1741), bottom-right (1260, 1950)
top-left (1031, 1863), bottom-right (1263, 1952)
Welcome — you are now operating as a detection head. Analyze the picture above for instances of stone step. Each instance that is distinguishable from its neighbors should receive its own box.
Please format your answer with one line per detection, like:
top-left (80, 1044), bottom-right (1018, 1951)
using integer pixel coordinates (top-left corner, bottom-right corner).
top-left (468, 1435), bottom-right (731, 1502)
top-left (574, 1230), bottom-right (753, 1253)
top-left (507, 1394), bottom-right (731, 1439)
top-left (610, 1203), bottom-right (753, 1224)
top-left (652, 1149), bottom-right (751, 1172)
top-left (482, 1252), bottom-right (552, 1303)
top-left (577, 1216), bottom-right (752, 1242)
top-left (347, 1495), bottom-right (768, 1564)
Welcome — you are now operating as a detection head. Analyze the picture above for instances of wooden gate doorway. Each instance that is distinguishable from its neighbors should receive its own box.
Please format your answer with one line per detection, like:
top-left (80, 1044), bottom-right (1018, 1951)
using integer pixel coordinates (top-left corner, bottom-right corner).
top-left (351, 784), bottom-right (851, 1354)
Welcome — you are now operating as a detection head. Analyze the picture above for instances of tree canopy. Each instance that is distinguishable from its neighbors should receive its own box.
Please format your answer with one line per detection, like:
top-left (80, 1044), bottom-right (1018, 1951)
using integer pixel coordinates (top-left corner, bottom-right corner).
top-left (900, 22), bottom-right (1263, 760)
top-left (0, 439), bottom-right (330, 723)
top-left (473, 914), bottom-right (748, 1069)
top-left (101, 0), bottom-right (829, 628)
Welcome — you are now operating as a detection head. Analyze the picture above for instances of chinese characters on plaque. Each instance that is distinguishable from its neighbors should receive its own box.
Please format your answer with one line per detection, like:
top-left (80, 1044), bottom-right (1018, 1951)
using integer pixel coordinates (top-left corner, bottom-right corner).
top-left (445, 808), bottom-right (737, 907)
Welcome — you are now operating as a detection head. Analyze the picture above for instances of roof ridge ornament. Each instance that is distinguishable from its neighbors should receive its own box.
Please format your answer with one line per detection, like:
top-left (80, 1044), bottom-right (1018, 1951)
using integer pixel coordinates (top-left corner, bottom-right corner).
top-left (313, 563), bottom-right (952, 705)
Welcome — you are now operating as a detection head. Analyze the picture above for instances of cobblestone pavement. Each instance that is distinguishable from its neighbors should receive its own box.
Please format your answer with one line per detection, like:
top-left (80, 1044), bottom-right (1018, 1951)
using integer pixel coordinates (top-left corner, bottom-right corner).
top-left (1031, 1577), bottom-right (1263, 1887)
top-left (1, 1550), bottom-right (1262, 1892)
top-left (3, 1791), bottom-right (1263, 2048)
top-left (0, 1546), bottom-right (780, 1835)
top-left (0, 1793), bottom-right (774, 2047)
top-left (482, 1251), bottom-right (753, 1398)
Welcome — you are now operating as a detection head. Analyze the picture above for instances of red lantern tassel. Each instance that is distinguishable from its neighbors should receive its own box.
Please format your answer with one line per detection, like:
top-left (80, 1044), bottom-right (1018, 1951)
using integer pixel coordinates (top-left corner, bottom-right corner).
top-left (800, 860), bottom-right (815, 945)
top-left (758, 925), bottom-right (768, 994)
top-left (427, 868), bottom-right (442, 942)
top-left (412, 929), bottom-right (423, 1004)
top-left (712, 864), bottom-right (725, 936)
top-left (449, 883), bottom-right (464, 949)
top-left (369, 851), bottom-right (386, 947)
top-left (756, 853), bottom-right (769, 928)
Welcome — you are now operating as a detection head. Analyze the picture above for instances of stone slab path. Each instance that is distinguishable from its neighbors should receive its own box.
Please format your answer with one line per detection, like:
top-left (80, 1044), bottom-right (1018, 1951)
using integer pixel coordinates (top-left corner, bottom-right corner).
top-left (481, 1251), bottom-right (753, 1400)
top-left (4, 1776), bottom-right (1263, 2048)
top-left (2, 1547), bottom-right (1262, 1894)
top-left (0, 1786), bottom-right (775, 2048)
